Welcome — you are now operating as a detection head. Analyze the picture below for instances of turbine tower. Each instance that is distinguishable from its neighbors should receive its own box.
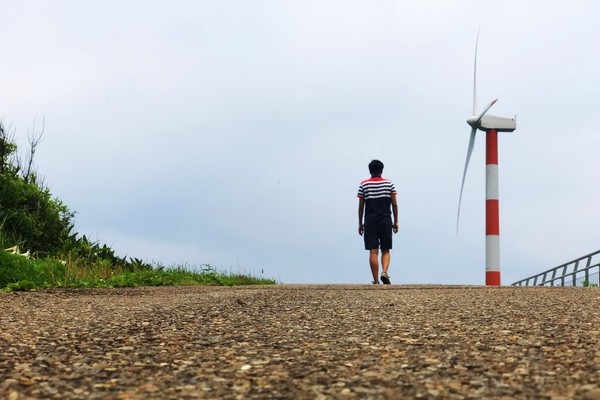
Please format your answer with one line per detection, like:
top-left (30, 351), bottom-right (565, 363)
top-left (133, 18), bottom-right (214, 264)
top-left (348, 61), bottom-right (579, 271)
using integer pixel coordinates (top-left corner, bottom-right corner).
top-left (457, 32), bottom-right (517, 286)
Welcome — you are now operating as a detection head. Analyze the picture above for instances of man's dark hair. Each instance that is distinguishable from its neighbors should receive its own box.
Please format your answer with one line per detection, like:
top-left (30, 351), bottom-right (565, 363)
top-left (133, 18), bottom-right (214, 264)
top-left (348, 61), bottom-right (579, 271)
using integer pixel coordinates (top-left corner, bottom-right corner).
top-left (368, 159), bottom-right (384, 176)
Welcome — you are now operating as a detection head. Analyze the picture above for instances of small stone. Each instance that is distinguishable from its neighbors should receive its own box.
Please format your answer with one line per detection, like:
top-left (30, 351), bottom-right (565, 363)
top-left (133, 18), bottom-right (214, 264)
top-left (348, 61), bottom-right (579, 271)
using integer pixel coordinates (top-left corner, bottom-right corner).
top-left (139, 384), bottom-right (160, 392)
top-left (583, 389), bottom-right (600, 400)
top-left (515, 368), bottom-right (529, 376)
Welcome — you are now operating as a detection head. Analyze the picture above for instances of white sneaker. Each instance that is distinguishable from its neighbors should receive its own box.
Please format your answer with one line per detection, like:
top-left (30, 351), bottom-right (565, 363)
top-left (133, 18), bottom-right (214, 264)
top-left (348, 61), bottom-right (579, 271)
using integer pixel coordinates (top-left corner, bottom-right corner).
top-left (381, 272), bottom-right (391, 285)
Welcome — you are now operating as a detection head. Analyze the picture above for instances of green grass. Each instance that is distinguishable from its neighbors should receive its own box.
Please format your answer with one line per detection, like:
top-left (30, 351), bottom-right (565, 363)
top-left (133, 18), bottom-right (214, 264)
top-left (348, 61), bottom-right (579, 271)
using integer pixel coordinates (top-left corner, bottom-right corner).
top-left (0, 250), bottom-right (276, 291)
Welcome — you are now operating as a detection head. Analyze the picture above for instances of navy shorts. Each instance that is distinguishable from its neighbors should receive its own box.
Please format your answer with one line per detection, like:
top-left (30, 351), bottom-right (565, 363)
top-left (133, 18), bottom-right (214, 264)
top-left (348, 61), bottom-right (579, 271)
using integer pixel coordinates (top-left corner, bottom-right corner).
top-left (364, 225), bottom-right (393, 250)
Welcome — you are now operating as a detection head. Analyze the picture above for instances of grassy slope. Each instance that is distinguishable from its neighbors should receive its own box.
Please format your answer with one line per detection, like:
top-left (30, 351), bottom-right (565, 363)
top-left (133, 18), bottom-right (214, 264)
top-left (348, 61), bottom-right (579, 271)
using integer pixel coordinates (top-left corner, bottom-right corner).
top-left (0, 250), bottom-right (275, 291)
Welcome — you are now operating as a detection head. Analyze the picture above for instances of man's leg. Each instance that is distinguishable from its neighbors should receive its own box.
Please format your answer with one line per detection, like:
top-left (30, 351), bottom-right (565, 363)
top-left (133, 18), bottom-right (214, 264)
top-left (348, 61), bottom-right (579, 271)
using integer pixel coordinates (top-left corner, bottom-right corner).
top-left (381, 249), bottom-right (390, 274)
top-left (378, 225), bottom-right (393, 284)
top-left (369, 249), bottom-right (380, 283)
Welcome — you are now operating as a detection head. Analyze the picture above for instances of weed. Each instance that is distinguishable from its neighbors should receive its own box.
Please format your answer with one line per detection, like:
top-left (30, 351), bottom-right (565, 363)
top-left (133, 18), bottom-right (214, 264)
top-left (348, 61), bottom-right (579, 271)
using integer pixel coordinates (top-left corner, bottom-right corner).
top-left (7, 280), bottom-right (36, 291)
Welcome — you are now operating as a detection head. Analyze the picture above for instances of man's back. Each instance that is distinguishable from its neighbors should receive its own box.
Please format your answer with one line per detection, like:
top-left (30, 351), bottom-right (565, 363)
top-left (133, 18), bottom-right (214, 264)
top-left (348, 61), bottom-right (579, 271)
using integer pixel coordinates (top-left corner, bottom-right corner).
top-left (357, 177), bottom-right (396, 226)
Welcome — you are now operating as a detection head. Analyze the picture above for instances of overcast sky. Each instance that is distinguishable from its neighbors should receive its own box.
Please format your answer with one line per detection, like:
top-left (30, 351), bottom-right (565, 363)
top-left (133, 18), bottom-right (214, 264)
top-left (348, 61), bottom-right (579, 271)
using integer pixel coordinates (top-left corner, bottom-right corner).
top-left (2, 1), bottom-right (599, 284)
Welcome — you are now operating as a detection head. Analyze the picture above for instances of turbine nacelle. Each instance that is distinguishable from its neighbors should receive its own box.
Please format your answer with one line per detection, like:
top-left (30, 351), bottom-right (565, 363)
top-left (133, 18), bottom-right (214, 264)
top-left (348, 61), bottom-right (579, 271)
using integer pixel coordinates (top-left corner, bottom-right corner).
top-left (480, 115), bottom-right (517, 132)
top-left (467, 113), bottom-right (517, 132)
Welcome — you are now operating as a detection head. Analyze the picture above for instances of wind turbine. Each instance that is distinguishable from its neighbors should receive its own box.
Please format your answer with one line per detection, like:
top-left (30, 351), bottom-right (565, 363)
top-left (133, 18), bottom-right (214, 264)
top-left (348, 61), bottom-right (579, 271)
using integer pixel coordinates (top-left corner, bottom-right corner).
top-left (457, 32), bottom-right (517, 286)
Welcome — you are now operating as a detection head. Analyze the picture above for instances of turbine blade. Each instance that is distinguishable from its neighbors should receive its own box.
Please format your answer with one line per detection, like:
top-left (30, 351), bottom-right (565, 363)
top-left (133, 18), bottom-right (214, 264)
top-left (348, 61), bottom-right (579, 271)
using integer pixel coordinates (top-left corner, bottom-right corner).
top-left (475, 98), bottom-right (498, 123)
top-left (473, 28), bottom-right (480, 115)
top-left (457, 127), bottom-right (477, 235)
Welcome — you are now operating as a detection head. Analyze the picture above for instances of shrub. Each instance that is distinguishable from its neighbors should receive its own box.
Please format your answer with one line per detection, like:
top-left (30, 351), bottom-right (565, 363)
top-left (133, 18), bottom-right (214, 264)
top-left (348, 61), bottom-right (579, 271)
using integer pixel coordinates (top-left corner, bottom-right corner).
top-left (0, 122), bottom-right (75, 256)
top-left (0, 173), bottom-right (74, 255)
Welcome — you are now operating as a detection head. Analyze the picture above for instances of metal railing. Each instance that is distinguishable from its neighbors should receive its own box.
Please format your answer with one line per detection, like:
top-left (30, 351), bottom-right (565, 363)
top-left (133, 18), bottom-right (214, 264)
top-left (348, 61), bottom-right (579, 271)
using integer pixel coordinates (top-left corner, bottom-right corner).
top-left (511, 249), bottom-right (600, 287)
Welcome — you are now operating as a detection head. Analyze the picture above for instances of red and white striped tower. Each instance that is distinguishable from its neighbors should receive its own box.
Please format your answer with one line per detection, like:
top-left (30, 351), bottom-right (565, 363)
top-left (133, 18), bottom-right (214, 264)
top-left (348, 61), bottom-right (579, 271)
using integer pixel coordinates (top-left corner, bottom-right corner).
top-left (485, 129), bottom-right (501, 286)
top-left (458, 32), bottom-right (517, 287)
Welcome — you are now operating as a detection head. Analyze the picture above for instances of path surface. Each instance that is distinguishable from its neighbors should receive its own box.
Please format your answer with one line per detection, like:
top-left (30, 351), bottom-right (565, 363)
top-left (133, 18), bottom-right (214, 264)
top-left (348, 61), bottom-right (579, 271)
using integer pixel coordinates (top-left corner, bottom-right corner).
top-left (1, 285), bottom-right (600, 399)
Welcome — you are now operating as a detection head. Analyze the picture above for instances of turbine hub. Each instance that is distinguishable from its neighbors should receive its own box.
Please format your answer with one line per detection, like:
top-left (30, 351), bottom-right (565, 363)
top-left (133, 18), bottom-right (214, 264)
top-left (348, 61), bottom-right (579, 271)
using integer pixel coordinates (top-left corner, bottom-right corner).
top-left (466, 115), bottom-right (479, 127)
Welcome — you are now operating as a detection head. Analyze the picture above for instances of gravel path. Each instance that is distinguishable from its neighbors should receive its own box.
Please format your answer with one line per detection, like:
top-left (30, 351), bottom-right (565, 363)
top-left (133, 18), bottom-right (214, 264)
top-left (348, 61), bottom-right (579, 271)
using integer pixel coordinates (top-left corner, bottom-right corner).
top-left (1, 285), bottom-right (600, 399)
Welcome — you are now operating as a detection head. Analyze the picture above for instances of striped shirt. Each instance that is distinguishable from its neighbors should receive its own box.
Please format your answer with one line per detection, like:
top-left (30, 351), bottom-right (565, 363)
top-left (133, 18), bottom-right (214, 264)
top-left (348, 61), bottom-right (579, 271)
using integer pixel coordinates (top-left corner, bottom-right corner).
top-left (357, 177), bottom-right (396, 226)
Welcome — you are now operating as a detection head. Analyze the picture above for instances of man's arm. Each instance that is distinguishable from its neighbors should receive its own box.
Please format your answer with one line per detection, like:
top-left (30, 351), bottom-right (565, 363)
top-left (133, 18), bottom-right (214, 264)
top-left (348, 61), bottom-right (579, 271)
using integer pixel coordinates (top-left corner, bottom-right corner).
top-left (391, 193), bottom-right (398, 233)
top-left (358, 197), bottom-right (365, 235)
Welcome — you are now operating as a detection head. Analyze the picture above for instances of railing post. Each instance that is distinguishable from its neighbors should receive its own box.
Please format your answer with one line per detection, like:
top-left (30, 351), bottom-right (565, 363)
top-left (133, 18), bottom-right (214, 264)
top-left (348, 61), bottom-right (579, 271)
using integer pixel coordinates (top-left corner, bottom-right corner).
top-left (584, 257), bottom-right (592, 285)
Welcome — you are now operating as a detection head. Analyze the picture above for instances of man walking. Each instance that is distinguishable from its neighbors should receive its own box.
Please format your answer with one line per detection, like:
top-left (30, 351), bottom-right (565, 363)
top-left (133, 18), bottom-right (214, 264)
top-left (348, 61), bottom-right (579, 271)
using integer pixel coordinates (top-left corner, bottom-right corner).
top-left (357, 160), bottom-right (398, 284)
